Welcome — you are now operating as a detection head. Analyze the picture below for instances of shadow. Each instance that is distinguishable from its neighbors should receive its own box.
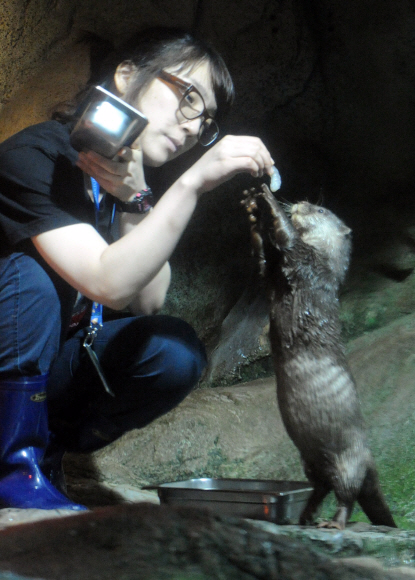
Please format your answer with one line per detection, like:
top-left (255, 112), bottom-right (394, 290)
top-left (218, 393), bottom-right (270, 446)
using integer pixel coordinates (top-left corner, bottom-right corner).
top-left (63, 452), bottom-right (128, 509)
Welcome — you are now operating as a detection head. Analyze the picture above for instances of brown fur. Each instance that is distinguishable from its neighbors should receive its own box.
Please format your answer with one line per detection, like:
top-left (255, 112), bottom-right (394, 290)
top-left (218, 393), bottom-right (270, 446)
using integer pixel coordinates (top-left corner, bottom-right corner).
top-left (242, 184), bottom-right (396, 529)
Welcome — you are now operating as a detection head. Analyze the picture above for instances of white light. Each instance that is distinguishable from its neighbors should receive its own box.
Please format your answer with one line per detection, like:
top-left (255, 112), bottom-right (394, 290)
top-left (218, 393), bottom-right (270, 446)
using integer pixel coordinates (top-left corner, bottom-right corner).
top-left (91, 102), bottom-right (127, 133)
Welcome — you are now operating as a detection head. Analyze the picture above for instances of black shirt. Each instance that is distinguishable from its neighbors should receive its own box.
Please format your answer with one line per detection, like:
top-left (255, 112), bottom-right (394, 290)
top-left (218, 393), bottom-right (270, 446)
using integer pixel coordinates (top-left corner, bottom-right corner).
top-left (0, 120), bottom-right (96, 248)
top-left (0, 120), bottom-right (115, 337)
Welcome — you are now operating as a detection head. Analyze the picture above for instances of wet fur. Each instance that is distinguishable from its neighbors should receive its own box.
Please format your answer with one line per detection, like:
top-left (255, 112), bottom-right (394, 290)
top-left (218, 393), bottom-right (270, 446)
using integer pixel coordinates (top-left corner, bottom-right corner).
top-left (242, 184), bottom-right (396, 529)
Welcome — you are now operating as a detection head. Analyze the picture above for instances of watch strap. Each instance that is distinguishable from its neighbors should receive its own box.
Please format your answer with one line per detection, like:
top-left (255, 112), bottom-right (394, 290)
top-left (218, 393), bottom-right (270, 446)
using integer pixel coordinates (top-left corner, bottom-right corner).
top-left (115, 188), bottom-right (153, 213)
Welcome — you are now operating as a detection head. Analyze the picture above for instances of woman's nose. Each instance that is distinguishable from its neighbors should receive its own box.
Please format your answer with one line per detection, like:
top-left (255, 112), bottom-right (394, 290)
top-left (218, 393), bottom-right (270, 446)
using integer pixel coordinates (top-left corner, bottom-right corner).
top-left (181, 117), bottom-right (203, 137)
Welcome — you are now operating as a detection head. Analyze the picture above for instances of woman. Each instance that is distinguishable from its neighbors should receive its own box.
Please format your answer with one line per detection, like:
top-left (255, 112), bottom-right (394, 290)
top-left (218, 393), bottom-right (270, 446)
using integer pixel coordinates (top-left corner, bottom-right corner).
top-left (0, 28), bottom-right (275, 510)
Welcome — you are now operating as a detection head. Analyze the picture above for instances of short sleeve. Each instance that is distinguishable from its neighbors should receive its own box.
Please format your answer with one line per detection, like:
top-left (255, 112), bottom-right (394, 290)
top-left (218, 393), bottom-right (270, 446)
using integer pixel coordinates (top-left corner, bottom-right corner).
top-left (0, 121), bottom-right (91, 246)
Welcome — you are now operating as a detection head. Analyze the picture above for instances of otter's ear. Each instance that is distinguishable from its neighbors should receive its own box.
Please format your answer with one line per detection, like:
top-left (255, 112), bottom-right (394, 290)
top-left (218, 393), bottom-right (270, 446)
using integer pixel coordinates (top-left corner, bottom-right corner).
top-left (114, 60), bottom-right (138, 96)
top-left (342, 225), bottom-right (352, 237)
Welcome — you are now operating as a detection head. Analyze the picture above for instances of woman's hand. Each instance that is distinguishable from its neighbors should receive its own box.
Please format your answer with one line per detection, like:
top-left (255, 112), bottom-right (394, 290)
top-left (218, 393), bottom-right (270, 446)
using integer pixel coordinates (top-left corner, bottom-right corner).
top-left (76, 147), bottom-right (146, 201)
top-left (182, 135), bottom-right (275, 196)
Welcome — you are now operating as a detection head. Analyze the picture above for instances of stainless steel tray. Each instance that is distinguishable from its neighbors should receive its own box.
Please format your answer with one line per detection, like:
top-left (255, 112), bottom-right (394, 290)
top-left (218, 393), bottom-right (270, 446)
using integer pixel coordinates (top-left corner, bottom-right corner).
top-left (145, 478), bottom-right (313, 524)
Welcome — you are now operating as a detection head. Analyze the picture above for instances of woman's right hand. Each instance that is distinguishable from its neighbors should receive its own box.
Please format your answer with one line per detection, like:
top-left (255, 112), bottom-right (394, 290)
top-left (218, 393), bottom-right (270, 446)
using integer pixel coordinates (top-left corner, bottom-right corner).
top-left (76, 146), bottom-right (146, 202)
top-left (181, 135), bottom-right (275, 196)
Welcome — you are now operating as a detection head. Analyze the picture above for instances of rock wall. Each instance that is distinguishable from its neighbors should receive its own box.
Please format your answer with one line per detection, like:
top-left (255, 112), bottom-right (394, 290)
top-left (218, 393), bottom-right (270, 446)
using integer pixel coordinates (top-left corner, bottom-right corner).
top-left (2, 0), bottom-right (415, 385)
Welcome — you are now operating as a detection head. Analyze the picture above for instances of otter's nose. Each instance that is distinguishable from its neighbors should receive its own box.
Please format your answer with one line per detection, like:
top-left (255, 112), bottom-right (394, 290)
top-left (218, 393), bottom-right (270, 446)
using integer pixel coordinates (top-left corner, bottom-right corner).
top-left (296, 202), bottom-right (312, 214)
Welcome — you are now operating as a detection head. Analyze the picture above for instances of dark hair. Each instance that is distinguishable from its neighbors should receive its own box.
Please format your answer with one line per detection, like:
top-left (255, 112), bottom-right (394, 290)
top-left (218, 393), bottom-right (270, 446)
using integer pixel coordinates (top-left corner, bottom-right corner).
top-left (53, 28), bottom-right (234, 126)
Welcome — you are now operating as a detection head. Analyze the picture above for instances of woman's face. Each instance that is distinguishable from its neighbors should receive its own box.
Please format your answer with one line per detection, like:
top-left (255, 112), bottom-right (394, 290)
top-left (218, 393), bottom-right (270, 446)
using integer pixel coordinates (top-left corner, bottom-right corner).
top-left (131, 61), bottom-right (217, 167)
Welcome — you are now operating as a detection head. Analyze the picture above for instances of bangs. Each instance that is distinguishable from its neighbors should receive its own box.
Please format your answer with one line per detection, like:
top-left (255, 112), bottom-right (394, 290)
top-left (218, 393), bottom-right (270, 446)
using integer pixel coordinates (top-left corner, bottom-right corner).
top-left (120, 29), bottom-right (235, 124)
top-left (169, 56), bottom-right (234, 122)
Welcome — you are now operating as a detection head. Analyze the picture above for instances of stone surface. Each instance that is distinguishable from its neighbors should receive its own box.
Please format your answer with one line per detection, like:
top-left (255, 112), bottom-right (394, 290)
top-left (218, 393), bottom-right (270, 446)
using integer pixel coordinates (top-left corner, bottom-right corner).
top-left (0, 487), bottom-right (158, 529)
top-left (0, 574), bottom-right (44, 580)
top-left (0, 40), bottom-right (91, 142)
top-left (0, 502), bottom-right (415, 580)
top-left (345, 313), bottom-right (415, 527)
top-left (2, 2), bottom-right (415, 576)
top-left (65, 377), bottom-right (303, 493)
top-left (203, 286), bottom-right (272, 387)
top-left (0, 0), bottom-right (78, 106)
top-left (250, 521), bottom-right (415, 569)
top-left (2, 0), bottom-right (415, 386)
top-left (61, 311), bottom-right (415, 530)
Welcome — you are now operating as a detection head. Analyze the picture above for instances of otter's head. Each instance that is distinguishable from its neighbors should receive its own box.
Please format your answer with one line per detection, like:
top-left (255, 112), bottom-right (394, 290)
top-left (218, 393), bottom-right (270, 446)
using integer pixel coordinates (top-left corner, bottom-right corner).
top-left (290, 202), bottom-right (352, 281)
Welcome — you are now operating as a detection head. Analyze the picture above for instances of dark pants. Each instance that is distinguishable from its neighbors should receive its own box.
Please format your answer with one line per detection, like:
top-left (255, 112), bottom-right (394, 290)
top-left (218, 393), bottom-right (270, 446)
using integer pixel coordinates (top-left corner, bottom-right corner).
top-left (0, 252), bottom-right (207, 452)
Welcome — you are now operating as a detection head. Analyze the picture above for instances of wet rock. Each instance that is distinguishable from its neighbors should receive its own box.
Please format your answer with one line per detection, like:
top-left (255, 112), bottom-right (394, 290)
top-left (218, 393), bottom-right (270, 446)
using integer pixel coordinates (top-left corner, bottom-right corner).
top-left (250, 521), bottom-right (415, 569)
top-left (64, 378), bottom-right (302, 494)
top-left (0, 502), bottom-right (414, 580)
top-left (62, 312), bottom-right (415, 530)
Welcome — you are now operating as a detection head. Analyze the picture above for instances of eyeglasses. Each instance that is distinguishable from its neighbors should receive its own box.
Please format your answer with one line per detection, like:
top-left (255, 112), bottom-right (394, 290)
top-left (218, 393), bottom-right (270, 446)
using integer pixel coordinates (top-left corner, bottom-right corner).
top-left (157, 70), bottom-right (219, 146)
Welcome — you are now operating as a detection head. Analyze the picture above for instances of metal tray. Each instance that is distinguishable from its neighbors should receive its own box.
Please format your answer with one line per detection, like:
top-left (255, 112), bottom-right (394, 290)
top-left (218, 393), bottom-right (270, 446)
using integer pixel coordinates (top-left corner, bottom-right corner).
top-left (145, 478), bottom-right (313, 524)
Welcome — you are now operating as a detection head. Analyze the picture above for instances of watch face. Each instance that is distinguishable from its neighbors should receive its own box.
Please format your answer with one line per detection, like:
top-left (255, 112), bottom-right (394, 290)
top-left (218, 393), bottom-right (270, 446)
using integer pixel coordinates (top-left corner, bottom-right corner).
top-left (70, 86), bottom-right (148, 158)
top-left (117, 190), bottom-right (154, 213)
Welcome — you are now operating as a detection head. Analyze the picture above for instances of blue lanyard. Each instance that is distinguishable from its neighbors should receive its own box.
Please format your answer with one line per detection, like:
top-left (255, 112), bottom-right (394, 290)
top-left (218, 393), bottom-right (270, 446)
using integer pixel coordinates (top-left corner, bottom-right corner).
top-left (90, 177), bottom-right (104, 328)
top-left (89, 177), bottom-right (116, 327)
top-left (91, 176), bottom-right (101, 226)
top-left (91, 177), bottom-right (116, 230)
top-left (83, 177), bottom-right (115, 397)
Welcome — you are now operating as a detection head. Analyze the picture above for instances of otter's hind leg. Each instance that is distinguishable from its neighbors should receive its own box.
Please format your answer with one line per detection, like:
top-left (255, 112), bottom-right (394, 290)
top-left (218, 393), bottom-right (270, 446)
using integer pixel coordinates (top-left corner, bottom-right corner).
top-left (319, 469), bottom-right (360, 529)
top-left (304, 460), bottom-right (357, 529)
top-left (299, 482), bottom-right (331, 526)
top-left (317, 501), bottom-right (354, 530)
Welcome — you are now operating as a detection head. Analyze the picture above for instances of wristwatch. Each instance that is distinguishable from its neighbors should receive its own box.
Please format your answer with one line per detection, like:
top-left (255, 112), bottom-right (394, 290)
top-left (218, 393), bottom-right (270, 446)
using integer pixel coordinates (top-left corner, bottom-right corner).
top-left (115, 188), bottom-right (154, 213)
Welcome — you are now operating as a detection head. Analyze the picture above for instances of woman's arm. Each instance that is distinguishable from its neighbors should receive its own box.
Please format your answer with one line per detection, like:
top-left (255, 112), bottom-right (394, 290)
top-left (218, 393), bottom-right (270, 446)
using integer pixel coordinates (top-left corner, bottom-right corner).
top-left (32, 177), bottom-right (198, 310)
top-left (128, 261), bottom-right (171, 315)
top-left (32, 135), bottom-right (274, 311)
top-left (117, 211), bottom-right (171, 314)
top-left (76, 147), bottom-right (172, 312)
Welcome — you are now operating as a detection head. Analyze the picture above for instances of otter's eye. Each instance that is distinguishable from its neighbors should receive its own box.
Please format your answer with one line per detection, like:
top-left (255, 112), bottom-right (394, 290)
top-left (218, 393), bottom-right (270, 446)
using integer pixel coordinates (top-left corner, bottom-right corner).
top-left (318, 209), bottom-right (324, 214)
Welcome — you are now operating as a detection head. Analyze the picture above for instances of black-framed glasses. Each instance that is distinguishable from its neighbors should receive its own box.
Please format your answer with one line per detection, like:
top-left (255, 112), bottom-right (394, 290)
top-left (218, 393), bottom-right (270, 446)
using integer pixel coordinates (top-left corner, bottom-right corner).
top-left (157, 70), bottom-right (219, 146)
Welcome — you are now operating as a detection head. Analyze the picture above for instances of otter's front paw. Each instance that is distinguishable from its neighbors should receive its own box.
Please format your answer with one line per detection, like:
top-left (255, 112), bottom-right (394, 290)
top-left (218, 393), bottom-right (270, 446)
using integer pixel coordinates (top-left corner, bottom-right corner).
top-left (241, 188), bottom-right (267, 277)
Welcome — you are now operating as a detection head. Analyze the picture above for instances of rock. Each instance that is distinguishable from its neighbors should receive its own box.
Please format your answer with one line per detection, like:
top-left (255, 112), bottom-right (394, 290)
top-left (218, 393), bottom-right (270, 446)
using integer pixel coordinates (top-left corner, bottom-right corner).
top-left (249, 520), bottom-right (413, 568)
top-left (203, 286), bottom-right (271, 388)
top-left (0, 573), bottom-right (45, 580)
top-left (346, 312), bottom-right (415, 527)
top-left (0, 40), bottom-right (91, 142)
top-left (0, 502), bottom-right (414, 580)
top-left (66, 480), bottom-right (159, 509)
top-left (0, 508), bottom-right (84, 530)
top-left (61, 312), bottom-right (415, 530)
top-left (65, 377), bottom-right (303, 493)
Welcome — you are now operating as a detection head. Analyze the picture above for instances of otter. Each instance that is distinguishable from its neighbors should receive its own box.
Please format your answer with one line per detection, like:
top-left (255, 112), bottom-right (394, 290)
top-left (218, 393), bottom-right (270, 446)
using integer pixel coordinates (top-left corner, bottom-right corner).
top-left (242, 184), bottom-right (396, 530)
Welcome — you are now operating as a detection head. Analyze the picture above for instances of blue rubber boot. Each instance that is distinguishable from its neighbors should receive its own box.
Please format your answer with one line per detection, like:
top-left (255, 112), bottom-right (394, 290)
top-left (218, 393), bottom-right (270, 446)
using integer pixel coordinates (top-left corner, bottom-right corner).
top-left (0, 375), bottom-right (87, 510)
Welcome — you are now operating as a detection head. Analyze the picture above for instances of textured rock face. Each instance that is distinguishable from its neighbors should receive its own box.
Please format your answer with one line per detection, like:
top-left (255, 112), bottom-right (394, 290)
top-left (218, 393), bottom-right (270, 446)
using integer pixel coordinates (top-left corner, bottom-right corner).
top-left (62, 312), bottom-right (415, 528)
top-left (0, 40), bottom-right (91, 139)
top-left (2, 0), bottom-right (415, 385)
top-left (2, 3), bottom-right (415, 575)
top-left (0, 502), bottom-right (412, 580)
top-left (66, 378), bottom-right (303, 490)
top-left (4, 0), bottom-right (415, 192)
top-left (0, 1), bottom-right (77, 105)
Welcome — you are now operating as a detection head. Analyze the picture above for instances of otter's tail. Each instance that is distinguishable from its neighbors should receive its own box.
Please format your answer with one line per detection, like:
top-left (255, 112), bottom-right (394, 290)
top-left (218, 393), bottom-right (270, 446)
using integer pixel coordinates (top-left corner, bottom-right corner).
top-left (357, 466), bottom-right (397, 527)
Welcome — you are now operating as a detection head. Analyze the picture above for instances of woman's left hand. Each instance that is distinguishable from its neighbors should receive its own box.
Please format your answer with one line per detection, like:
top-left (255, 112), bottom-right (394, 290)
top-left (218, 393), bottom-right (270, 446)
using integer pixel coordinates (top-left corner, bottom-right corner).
top-left (180, 135), bottom-right (275, 197)
top-left (76, 147), bottom-right (146, 201)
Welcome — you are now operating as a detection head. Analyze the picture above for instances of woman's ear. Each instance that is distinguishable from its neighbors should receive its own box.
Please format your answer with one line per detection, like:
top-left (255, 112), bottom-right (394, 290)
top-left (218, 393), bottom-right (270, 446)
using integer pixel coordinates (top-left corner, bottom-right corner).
top-left (114, 60), bottom-right (138, 96)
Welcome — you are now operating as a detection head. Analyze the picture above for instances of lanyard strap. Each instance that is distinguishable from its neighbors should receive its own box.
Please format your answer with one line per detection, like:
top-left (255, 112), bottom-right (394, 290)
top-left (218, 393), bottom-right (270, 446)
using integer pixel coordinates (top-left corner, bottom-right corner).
top-left (91, 176), bottom-right (101, 216)
top-left (83, 177), bottom-right (115, 397)
top-left (90, 177), bottom-right (104, 329)
top-left (91, 176), bottom-right (116, 232)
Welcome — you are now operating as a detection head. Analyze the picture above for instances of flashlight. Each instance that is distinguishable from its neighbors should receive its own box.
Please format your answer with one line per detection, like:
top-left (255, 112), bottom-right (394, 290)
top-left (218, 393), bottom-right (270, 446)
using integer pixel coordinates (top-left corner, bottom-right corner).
top-left (70, 86), bottom-right (148, 159)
